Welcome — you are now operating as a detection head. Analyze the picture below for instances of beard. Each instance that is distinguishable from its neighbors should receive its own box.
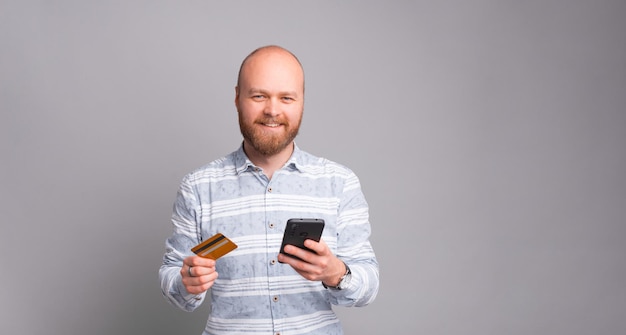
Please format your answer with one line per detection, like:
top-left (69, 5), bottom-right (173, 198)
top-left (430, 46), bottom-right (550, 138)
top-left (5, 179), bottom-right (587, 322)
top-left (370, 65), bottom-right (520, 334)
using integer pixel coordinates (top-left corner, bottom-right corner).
top-left (238, 113), bottom-right (301, 156)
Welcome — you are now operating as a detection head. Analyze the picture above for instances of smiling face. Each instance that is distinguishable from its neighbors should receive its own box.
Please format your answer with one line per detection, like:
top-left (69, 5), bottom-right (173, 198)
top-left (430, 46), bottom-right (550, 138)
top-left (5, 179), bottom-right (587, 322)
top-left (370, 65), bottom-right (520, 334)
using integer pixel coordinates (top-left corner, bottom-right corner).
top-left (235, 46), bottom-right (305, 157)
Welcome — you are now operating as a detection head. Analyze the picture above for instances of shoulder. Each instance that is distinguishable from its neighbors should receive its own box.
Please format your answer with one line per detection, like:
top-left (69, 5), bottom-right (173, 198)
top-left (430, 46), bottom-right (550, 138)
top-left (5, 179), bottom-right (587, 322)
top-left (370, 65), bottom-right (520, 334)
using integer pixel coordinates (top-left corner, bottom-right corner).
top-left (182, 150), bottom-right (239, 185)
top-left (295, 148), bottom-right (365, 196)
top-left (295, 148), bottom-right (358, 180)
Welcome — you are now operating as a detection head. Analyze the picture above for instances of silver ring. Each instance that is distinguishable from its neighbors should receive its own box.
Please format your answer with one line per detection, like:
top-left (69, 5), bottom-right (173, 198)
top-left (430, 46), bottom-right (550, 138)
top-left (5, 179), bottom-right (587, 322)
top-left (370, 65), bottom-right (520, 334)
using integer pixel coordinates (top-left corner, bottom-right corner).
top-left (187, 266), bottom-right (193, 277)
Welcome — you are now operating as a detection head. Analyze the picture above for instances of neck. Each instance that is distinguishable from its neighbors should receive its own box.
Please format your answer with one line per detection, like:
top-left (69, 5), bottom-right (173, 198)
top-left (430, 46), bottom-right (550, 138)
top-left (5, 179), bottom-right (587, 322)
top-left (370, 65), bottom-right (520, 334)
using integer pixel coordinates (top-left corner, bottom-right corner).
top-left (243, 141), bottom-right (294, 179)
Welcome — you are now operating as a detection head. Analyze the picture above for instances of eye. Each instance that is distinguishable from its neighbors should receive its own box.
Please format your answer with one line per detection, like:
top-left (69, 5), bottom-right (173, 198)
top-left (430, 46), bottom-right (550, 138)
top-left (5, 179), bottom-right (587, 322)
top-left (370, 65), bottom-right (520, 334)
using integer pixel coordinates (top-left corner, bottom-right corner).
top-left (281, 97), bottom-right (295, 102)
top-left (251, 95), bottom-right (266, 101)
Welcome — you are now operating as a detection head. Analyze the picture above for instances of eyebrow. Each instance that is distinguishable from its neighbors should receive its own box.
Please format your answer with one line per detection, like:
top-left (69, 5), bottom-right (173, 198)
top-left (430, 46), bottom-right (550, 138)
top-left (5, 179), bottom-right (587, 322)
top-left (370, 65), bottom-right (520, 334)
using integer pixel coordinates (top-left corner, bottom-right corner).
top-left (247, 88), bottom-right (300, 98)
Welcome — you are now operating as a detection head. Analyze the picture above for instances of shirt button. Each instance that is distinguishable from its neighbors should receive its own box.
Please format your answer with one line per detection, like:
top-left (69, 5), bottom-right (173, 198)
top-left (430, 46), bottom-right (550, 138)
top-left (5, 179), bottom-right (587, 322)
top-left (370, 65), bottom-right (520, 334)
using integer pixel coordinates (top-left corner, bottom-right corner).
top-left (270, 259), bottom-right (276, 265)
top-left (273, 296), bottom-right (279, 302)
top-left (269, 223), bottom-right (275, 229)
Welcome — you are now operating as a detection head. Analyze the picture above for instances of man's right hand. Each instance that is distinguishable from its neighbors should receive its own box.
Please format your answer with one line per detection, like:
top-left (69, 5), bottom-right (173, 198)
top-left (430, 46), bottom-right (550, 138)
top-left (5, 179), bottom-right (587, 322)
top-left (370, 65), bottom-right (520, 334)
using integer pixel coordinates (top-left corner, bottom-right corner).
top-left (180, 255), bottom-right (218, 294)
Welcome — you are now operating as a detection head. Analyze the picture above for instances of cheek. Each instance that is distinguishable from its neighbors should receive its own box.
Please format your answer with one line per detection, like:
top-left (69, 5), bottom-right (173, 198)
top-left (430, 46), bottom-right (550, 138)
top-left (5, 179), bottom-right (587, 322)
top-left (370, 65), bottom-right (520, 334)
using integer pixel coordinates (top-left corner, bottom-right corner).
top-left (287, 109), bottom-right (304, 124)
top-left (237, 103), bottom-right (259, 120)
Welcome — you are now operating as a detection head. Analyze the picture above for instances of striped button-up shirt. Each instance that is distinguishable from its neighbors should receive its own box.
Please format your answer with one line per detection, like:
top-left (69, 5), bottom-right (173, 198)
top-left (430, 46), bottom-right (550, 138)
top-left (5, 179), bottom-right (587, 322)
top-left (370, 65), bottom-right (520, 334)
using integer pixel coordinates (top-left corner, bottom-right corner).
top-left (159, 144), bottom-right (379, 335)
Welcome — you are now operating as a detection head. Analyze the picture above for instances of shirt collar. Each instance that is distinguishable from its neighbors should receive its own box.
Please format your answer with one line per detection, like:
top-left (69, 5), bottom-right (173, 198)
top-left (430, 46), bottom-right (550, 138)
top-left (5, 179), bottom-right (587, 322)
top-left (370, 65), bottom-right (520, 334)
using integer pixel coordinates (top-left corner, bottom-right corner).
top-left (234, 142), bottom-right (305, 175)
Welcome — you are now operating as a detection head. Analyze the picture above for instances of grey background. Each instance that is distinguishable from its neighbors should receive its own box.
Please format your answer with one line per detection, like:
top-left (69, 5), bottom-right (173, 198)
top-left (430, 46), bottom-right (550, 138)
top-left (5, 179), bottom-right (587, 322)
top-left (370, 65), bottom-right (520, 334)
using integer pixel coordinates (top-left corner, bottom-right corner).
top-left (1, 1), bottom-right (625, 334)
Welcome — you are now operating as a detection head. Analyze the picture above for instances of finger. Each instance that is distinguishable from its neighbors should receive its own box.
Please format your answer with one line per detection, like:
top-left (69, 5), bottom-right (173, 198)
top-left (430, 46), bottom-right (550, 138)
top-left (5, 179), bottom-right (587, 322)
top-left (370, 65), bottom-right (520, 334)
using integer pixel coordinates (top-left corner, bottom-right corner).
top-left (187, 277), bottom-right (216, 294)
top-left (277, 252), bottom-right (300, 266)
top-left (189, 265), bottom-right (217, 277)
top-left (282, 245), bottom-right (312, 262)
top-left (180, 264), bottom-right (191, 278)
top-left (279, 248), bottom-right (321, 274)
top-left (303, 239), bottom-right (328, 255)
top-left (279, 256), bottom-right (322, 281)
top-left (183, 271), bottom-right (219, 288)
top-left (183, 272), bottom-right (218, 294)
top-left (185, 255), bottom-right (217, 267)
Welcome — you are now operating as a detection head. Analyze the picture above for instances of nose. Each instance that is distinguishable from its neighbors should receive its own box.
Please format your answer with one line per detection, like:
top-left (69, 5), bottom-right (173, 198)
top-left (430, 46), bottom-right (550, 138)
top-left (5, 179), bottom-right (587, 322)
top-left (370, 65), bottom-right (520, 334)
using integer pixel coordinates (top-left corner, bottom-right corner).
top-left (263, 98), bottom-right (280, 117)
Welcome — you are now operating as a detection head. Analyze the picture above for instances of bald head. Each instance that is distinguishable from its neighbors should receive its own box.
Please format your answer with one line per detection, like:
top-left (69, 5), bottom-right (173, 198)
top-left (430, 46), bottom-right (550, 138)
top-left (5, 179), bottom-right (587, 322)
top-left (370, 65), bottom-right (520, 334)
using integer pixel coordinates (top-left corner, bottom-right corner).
top-left (236, 45), bottom-right (304, 92)
top-left (234, 45), bottom-right (305, 159)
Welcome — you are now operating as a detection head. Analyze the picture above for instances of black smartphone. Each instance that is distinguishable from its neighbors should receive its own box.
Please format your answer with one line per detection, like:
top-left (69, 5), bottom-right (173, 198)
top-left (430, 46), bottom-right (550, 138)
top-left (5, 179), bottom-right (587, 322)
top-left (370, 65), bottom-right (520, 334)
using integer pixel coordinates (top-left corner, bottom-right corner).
top-left (279, 218), bottom-right (325, 261)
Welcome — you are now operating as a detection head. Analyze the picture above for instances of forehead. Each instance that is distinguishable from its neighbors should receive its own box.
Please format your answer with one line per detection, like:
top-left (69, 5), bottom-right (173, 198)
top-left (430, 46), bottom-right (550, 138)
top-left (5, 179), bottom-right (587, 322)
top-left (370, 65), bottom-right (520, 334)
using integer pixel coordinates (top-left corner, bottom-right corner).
top-left (239, 50), bottom-right (304, 93)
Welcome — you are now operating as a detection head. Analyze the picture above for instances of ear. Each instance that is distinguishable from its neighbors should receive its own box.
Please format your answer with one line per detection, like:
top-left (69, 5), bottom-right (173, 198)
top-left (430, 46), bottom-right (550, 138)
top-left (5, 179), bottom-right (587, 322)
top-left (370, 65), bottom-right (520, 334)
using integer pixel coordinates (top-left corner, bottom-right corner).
top-left (234, 86), bottom-right (240, 107)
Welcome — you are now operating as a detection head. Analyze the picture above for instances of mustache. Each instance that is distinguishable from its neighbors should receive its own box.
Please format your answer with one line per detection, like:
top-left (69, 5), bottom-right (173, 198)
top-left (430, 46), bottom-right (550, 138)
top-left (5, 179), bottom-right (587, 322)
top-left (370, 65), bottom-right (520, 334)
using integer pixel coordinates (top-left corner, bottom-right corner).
top-left (256, 117), bottom-right (287, 125)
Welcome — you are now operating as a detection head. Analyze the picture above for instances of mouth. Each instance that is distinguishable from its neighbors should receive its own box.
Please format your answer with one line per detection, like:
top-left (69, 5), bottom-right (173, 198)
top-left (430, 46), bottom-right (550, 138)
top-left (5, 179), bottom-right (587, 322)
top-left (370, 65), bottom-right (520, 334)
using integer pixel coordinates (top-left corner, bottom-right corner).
top-left (257, 119), bottom-right (284, 128)
top-left (262, 122), bottom-right (281, 128)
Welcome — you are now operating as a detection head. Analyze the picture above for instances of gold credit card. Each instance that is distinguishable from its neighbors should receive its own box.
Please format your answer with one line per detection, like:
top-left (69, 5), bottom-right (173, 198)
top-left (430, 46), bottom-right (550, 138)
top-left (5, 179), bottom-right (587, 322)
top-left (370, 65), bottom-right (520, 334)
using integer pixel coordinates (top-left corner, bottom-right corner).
top-left (191, 233), bottom-right (238, 260)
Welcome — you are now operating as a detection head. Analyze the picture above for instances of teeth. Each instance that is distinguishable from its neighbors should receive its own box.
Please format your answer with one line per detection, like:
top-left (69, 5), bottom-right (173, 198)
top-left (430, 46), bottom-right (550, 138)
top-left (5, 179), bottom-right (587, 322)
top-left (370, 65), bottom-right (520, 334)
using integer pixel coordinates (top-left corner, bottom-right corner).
top-left (264, 123), bottom-right (280, 127)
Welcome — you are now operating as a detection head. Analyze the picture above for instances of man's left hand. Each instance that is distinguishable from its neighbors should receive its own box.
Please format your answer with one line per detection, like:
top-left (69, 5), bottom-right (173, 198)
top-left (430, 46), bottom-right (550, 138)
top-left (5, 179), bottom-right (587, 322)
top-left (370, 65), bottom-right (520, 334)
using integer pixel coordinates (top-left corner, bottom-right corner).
top-left (277, 238), bottom-right (346, 287)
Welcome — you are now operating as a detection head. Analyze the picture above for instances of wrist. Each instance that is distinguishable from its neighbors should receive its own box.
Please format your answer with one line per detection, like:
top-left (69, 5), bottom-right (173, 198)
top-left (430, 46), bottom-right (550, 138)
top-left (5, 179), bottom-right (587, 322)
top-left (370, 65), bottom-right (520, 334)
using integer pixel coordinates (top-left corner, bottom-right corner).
top-left (327, 260), bottom-right (347, 286)
top-left (322, 260), bottom-right (351, 290)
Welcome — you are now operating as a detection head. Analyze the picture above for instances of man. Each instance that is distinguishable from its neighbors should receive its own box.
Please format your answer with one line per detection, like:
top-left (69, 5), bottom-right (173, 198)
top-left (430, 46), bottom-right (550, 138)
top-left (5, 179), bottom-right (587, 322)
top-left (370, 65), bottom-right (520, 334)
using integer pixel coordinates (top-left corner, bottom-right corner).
top-left (159, 45), bottom-right (379, 335)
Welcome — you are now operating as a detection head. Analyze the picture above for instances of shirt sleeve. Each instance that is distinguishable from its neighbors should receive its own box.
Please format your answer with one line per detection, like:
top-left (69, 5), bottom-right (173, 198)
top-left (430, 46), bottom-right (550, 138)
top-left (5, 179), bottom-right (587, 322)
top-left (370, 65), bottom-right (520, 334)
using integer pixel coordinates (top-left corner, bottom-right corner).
top-left (158, 174), bottom-right (207, 312)
top-left (326, 171), bottom-right (380, 307)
